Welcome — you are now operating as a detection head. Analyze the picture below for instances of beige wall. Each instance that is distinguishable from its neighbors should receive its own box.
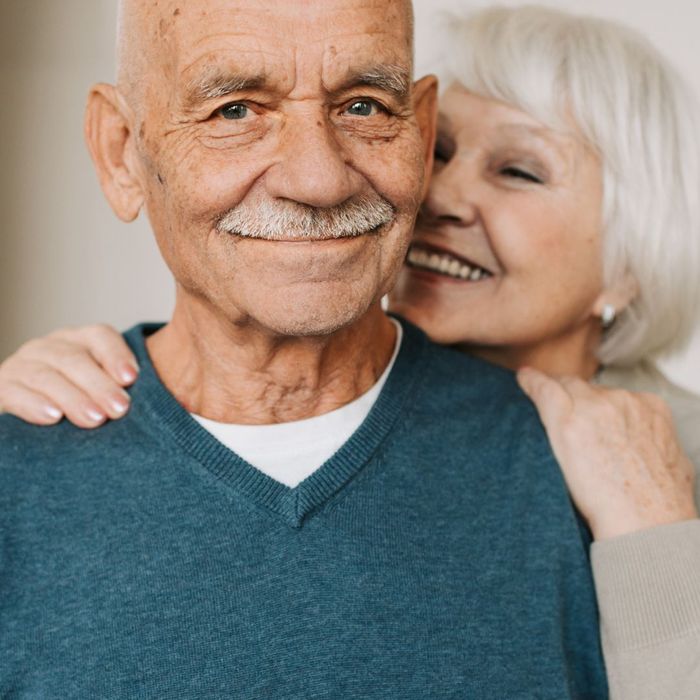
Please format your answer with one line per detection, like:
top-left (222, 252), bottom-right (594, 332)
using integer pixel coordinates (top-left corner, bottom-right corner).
top-left (0, 1), bottom-right (173, 358)
top-left (1, 0), bottom-right (698, 391)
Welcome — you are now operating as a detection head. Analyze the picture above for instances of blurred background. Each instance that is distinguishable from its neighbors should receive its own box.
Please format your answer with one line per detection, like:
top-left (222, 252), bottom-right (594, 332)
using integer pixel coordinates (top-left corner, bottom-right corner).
top-left (1, 0), bottom-right (699, 390)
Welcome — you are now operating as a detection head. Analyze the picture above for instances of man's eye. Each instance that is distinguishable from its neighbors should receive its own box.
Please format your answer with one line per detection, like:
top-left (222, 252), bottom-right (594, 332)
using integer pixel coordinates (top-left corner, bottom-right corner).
top-left (501, 166), bottom-right (543, 184)
top-left (345, 100), bottom-right (383, 117)
top-left (219, 103), bottom-right (249, 120)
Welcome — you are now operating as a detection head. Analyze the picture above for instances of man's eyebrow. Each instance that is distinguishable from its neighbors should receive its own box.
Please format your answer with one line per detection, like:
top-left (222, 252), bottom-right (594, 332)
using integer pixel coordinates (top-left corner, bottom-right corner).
top-left (333, 65), bottom-right (412, 99)
top-left (184, 72), bottom-right (267, 105)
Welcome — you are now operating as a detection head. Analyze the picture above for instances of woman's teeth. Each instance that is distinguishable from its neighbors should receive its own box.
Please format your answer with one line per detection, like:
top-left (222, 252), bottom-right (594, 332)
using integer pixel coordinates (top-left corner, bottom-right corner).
top-left (406, 247), bottom-right (491, 281)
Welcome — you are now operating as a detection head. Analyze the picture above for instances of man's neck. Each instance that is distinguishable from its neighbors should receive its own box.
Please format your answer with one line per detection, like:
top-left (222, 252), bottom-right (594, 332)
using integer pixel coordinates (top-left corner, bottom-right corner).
top-left (146, 298), bottom-right (398, 425)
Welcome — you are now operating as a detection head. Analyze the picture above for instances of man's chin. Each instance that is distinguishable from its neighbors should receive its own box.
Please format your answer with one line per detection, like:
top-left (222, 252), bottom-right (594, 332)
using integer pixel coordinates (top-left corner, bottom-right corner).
top-left (247, 300), bottom-right (376, 339)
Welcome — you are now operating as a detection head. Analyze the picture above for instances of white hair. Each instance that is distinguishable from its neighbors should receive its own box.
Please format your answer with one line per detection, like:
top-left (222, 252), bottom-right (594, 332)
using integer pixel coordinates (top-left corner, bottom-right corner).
top-left (440, 5), bottom-right (700, 365)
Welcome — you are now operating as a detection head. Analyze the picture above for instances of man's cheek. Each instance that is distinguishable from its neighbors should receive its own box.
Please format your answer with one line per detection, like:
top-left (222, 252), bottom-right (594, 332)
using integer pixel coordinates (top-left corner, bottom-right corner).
top-left (361, 137), bottom-right (426, 211)
top-left (168, 156), bottom-right (269, 220)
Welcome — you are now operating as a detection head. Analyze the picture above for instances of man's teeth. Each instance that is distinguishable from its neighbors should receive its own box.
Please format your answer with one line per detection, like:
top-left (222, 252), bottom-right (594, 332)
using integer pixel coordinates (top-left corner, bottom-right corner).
top-left (407, 247), bottom-right (490, 281)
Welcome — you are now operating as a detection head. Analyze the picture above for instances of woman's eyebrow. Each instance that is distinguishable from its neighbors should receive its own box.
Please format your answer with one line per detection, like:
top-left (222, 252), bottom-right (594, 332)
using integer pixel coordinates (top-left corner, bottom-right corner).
top-left (437, 112), bottom-right (452, 132)
top-left (497, 123), bottom-right (555, 141)
top-left (495, 124), bottom-right (572, 156)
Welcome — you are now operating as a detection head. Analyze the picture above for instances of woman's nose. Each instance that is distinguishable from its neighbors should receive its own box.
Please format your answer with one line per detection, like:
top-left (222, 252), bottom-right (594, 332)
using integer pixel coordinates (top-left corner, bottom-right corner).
top-left (422, 161), bottom-right (480, 228)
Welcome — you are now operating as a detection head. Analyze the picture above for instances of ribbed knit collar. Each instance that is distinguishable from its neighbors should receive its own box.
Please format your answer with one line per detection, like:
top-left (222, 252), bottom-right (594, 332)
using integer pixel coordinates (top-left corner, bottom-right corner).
top-left (124, 316), bottom-right (428, 528)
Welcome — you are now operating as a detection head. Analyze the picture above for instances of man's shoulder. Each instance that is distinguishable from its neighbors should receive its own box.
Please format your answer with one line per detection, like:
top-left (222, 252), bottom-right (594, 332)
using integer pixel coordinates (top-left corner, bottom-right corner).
top-left (395, 328), bottom-right (554, 458)
top-left (417, 336), bottom-right (528, 408)
top-left (0, 409), bottom-right (155, 486)
top-left (0, 415), bottom-right (81, 510)
top-left (0, 414), bottom-right (100, 480)
top-left (0, 412), bottom-right (76, 458)
top-left (393, 323), bottom-right (561, 494)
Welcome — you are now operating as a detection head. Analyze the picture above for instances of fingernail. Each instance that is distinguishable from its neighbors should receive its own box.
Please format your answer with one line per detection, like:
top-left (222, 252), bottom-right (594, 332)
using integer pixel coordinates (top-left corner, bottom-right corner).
top-left (86, 408), bottom-right (106, 423)
top-left (119, 364), bottom-right (139, 383)
top-left (110, 393), bottom-right (130, 415)
top-left (44, 405), bottom-right (63, 421)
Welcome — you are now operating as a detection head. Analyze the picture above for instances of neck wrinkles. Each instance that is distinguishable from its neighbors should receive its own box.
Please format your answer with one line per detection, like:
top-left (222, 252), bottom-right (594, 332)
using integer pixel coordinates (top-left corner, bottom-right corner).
top-left (146, 299), bottom-right (397, 424)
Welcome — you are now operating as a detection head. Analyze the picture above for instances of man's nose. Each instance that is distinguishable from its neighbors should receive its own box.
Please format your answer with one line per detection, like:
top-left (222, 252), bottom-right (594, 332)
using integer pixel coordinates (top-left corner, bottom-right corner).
top-left (265, 112), bottom-right (359, 208)
top-left (422, 161), bottom-right (479, 228)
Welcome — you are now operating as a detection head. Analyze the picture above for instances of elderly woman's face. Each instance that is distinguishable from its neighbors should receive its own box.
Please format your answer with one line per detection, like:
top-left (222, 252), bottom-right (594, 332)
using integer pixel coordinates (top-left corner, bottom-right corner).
top-left (390, 84), bottom-right (605, 360)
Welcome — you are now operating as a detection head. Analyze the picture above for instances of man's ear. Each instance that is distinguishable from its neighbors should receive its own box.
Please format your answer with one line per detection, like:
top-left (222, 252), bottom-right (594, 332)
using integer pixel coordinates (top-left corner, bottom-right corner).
top-left (84, 83), bottom-right (145, 222)
top-left (412, 75), bottom-right (439, 201)
top-left (592, 271), bottom-right (639, 320)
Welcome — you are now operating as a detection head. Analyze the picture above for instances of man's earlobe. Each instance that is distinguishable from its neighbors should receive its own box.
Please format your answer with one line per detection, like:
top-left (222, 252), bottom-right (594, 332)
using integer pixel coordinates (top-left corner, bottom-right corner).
top-left (412, 75), bottom-right (439, 200)
top-left (84, 84), bottom-right (144, 223)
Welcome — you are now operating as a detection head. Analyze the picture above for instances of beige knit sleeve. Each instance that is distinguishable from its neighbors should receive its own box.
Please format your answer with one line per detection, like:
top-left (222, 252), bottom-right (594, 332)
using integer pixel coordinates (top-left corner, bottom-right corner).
top-left (591, 520), bottom-right (700, 700)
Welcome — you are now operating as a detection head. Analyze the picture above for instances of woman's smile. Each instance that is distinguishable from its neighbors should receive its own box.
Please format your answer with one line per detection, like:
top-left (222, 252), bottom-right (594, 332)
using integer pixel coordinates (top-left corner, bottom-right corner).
top-left (391, 85), bottom-right (605, 372)
top-left (405, 242), bottom-right (496, 284)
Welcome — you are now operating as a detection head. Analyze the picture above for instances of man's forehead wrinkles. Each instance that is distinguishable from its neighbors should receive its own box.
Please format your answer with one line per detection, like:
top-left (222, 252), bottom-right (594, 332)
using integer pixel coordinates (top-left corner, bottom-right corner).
top-left (318, 27), bottom-right (413, 80)
top-left (178, 45), bottom-right (289, 104)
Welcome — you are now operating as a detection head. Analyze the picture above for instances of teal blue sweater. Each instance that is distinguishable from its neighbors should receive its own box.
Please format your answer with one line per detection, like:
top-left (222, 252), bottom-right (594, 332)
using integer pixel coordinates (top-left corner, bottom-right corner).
top-left (0, 320), bottom-right (607, 698)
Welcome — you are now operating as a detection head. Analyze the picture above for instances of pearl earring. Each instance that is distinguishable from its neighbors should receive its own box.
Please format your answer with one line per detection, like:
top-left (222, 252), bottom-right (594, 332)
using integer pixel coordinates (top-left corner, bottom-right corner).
top-left (601, 304), bottom-right (616, 329)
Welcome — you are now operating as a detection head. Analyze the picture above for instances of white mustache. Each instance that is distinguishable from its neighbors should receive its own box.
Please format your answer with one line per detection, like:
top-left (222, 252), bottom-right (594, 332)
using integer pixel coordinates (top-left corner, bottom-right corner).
top-left (216, 195), bottom-right (395, 241)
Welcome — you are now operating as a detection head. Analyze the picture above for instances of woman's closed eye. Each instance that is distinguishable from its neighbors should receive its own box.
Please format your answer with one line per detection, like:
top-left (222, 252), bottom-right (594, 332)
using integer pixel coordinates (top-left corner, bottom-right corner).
top-left (500, 166), bottom-right (544, 184)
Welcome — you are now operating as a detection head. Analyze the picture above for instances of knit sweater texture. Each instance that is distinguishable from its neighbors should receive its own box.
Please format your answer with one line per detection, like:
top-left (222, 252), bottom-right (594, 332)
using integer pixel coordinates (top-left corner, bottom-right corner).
top-left (0, 320), bottom-right (607, 699)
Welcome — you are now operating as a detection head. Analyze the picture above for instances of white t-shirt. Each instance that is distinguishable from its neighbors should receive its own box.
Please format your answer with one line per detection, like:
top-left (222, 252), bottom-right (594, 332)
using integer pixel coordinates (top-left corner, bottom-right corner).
top-left (192, 320), bottom-right (403, 488)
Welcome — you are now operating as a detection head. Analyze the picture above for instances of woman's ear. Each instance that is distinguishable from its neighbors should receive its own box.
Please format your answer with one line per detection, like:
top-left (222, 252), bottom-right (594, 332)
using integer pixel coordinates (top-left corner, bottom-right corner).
top-left (592, 272), bottom-right (639, 321)
top-left (84, 83), bottom-right (144, 222)
top-left (412, 75), bottom-right (439, 201)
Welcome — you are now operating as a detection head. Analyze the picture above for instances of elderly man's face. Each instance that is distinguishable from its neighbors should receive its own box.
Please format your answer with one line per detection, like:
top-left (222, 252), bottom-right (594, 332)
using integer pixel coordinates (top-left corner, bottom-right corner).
top-left (99, 0), bottom-right (436, 336)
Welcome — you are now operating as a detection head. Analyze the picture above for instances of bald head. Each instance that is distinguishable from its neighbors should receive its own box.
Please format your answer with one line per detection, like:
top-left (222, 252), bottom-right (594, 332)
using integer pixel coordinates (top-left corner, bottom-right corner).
top-left (115, 0), bottom-right (167, 107)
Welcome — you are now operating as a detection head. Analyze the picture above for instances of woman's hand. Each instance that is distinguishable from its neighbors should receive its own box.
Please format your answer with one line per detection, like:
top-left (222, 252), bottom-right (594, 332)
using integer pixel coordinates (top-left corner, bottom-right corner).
top-left (517, 367), bottom-right (698, 541)
top-left (0, 325), bottom-right (138, 429)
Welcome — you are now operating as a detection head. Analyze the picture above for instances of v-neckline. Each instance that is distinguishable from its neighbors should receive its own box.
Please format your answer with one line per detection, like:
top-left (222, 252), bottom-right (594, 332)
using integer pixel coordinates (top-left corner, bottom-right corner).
top-left (124, 317), bottom-right (427, 528)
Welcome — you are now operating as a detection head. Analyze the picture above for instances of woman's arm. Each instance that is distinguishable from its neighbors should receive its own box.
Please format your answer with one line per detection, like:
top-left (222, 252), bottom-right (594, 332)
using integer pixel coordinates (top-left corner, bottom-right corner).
top-left (518, 368), bottom-right (700, 700)
top-left (592, 521), bottom-right (700, 700)
top-left (0, 325), bottom-right (138, 428)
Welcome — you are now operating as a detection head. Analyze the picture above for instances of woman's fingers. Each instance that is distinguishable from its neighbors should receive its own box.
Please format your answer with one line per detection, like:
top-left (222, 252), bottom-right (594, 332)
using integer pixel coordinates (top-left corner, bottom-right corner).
top-left (28, 345), bottom-right (132, 420)
top-left (518, 367), bottom-right (697, 540)
top-left (516, 367), bottom-right (573, 425)
top-left (46, 324), bottom-right (138, 386)
top-left (0, 381), bottom-right (64, 425)
top-left (0, 325), bottom-right (136, 428)
top-left (14, 361), bottom-right (113, 429)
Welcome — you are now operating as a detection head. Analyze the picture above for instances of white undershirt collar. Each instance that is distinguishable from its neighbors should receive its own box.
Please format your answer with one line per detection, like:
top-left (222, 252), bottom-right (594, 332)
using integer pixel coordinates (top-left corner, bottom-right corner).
top-left (192, 319), bottom-right (403, 487)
